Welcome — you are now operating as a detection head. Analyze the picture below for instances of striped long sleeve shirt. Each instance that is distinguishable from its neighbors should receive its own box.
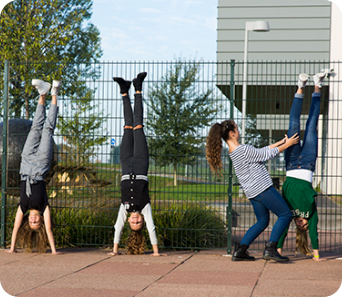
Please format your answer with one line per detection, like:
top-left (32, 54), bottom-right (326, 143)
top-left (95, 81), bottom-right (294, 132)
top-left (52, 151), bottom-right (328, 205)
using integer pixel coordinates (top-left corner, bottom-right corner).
top-left (229, 145), bottom-right (280, 199)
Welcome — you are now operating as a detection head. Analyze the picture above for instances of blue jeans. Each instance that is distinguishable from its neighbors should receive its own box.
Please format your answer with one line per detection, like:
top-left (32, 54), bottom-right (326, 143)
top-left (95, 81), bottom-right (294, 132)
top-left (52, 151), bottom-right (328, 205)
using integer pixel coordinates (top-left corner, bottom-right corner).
top-left (285, 93), bottom-right (321, 172)
top-left (240, 186), bottom-right (292, 246)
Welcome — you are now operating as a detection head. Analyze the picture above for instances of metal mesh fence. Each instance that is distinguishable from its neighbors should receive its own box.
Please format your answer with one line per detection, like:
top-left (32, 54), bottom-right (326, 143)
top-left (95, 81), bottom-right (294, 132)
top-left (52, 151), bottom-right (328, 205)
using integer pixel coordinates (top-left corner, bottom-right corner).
top-left (1, 60), bottom-right (341, 253)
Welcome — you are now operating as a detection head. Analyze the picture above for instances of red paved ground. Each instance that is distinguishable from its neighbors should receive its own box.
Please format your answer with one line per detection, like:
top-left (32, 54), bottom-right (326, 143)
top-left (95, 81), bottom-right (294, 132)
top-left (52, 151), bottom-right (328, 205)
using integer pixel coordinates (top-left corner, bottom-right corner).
top-left (0, 248), bottom-right (341, 297)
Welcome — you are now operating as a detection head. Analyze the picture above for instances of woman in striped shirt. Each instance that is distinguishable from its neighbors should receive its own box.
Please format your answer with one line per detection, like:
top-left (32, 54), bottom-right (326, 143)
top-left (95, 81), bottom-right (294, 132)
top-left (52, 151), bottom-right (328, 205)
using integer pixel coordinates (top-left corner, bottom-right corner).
top-left (206, 119), bottom-right (299, 262)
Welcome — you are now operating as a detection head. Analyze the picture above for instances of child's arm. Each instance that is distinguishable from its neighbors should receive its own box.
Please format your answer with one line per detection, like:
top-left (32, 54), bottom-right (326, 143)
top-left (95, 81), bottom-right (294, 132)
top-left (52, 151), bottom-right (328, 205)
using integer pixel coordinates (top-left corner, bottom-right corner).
top-left (151, 244), bottom-right (167, 256)
top-left (312, 249), bottom-right (326, 261)
top-left (6, 206), bottom-right (24, 253)
top-left (108, 243), bottom-right (121, 256)
top-left (108, 204), bottom-right (126, 256)
top-left (142, 204), bottom-right (167, 256)
top-left (43, 206), bottom-right (62, 255)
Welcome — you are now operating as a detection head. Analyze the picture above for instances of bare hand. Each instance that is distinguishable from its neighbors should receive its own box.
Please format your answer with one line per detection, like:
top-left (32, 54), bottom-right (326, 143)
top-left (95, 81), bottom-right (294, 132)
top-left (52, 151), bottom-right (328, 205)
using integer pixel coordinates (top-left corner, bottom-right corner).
top-left (5, 249), bottom-right (17, 254)
top-left (107, 252), bottom-right (120, 256)
top-left (313, 257), bottom-right (327, 262)
top-left (51, 251), bottom-right (64, 255)
top-left (151, 253), bottom-right (167, 257)
top-left (286, 133), bottom-right (300, 146)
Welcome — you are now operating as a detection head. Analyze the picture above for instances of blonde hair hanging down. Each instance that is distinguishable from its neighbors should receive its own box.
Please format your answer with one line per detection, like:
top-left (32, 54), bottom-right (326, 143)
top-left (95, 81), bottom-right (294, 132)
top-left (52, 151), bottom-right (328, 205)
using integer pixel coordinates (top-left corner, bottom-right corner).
top-left (295, 227), bottom-right (312, 256)
top-left (16, 215), bottom-right (49, 253)
top-left (126, 230), bottom-right (145, 255)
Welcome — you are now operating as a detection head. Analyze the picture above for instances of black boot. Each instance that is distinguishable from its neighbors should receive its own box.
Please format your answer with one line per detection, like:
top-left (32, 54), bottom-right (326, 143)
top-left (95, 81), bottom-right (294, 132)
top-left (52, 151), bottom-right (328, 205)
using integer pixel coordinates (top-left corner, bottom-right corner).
top-left (133, 72), bottom-right (147, 92)
top-left (232, 243), bottom-right (255, 261)
top-left (113, 77), bottom-right (131, 94)
top-left (262, 241), bottom-right (289, 262)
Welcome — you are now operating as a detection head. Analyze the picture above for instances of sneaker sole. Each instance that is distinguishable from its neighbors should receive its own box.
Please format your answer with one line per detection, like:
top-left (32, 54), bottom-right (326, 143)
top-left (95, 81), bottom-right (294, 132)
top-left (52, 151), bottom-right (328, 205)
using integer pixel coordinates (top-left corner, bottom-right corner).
top-left (32, 80), bottom-right (51, 95)
top-left (315, 72), bottom-right (326, 78)
top-left (299, 73), bottom-right (309, 82)
top-left (52, 80), bottom-right (62, 87)
top-left (314, 73), bottom-right (326, 83)
top-left (32, 79), bottom-right (44, 86)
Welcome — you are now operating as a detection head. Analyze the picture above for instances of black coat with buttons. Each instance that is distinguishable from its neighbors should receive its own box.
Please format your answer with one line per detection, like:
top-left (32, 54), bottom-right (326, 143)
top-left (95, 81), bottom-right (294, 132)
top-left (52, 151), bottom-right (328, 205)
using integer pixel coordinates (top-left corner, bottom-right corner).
top-left (120, 178), bottom-right (150, 213)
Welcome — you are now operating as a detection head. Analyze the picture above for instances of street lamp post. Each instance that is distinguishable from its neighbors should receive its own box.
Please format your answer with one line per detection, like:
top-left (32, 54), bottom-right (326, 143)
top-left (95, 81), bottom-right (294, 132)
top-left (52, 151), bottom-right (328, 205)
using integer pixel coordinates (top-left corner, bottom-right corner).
top-left (241, 21), bottom-right (270, 144)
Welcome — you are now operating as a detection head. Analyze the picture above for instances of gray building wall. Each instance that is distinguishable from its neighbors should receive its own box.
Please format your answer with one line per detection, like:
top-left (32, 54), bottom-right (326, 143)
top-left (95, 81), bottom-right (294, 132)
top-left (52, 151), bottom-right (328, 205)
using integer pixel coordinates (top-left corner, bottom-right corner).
top-left (216, 0), bottom-right (331, 119)
top-left (216, 0), bottom-right (342, 195)
top-left (217, 0), bottom-right (331, 62)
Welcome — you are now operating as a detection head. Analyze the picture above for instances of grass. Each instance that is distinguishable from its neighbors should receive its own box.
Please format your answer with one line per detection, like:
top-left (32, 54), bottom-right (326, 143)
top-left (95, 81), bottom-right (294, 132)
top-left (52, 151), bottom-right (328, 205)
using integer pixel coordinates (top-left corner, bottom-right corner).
top-left (330, 196), bottom-right (342, 207)
top-left (67, 164), bottom-right (242, 202)
top-left (150, 182), bottom-right (239, 201)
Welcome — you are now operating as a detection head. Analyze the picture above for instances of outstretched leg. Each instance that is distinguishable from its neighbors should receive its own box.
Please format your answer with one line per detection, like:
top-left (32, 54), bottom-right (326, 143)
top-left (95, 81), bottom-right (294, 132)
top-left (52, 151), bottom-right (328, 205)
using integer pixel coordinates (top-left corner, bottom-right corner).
top-left (20, 79), bottom-right (51, 171)
top-left (301, 73), bottom-right (325, 171)
top-left (132, 72), bottom-right (149, 175)
top-left (21, 98), bottom-right (46, 160)
top-left (35, 81), bottom-right (61, 177)
top-left (114, 77), bottom-right (134, 175)
top-left (285, 74), bottom-right (308, 170)
top-left (120, 103), bottom-right (134, 175)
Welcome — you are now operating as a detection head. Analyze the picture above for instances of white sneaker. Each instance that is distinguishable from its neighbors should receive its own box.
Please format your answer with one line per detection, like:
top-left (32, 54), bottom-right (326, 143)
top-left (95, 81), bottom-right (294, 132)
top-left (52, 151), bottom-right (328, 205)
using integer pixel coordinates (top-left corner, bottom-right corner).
top-left (313, 72), bottom-right (326, 88)
top-left (51, 80), bottom-right (62, 96)
top-left (298, 73), bottom-right (309, 89)
top-left (32, 79), bottom-right (51, 95)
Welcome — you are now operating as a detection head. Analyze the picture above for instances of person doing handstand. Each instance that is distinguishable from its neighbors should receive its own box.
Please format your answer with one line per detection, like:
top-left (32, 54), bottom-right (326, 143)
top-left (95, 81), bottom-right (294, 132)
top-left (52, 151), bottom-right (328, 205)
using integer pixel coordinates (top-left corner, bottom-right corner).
top-left (108, 72), bottom-right (165, 257)
top-left (7, 79), bottom-right (62, 254)
top-left (277, 72), bottom-right (327, 262)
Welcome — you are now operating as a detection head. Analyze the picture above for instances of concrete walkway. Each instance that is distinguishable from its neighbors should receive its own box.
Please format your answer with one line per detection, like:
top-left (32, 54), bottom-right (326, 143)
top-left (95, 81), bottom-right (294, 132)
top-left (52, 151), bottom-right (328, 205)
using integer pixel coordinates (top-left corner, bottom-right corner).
top-left (0, 248), bottom-right (341, 297)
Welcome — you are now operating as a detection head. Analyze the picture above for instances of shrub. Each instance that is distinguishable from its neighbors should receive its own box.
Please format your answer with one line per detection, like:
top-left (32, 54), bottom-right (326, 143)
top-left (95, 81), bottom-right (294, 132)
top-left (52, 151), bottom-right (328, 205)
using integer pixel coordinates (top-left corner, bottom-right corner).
top-left (152, 202), bottom-right (227, 250)
top-left (3, 200), bottom-right (227, 250)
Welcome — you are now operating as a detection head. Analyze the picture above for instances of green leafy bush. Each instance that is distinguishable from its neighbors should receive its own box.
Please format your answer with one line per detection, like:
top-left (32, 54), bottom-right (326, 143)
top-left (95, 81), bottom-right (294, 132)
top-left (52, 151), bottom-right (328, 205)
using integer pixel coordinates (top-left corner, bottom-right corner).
top-left (3, 200), bottom-right (227, 250)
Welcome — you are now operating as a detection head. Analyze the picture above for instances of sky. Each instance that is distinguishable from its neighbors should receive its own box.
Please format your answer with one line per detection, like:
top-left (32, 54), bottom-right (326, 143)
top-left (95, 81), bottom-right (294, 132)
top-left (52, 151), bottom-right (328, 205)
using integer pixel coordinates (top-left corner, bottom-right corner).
top-left (90, 0), bottom-right (217, 61)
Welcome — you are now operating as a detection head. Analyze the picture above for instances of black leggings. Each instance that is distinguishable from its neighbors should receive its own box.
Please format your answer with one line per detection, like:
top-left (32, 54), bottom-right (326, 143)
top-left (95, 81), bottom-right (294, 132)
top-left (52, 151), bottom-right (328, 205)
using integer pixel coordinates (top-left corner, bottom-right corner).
top-left (120, 93), bottom-right (149, 175)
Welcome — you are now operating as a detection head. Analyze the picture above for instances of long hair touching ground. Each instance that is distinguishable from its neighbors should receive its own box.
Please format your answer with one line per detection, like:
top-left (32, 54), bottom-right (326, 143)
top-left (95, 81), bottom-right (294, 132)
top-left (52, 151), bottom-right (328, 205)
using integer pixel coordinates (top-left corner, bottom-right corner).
top-left (126, 229), bottom-right (145, 255)
top-left (295, 227), bottom-right (312, 256)
top-left (206, 120), bottom-right (235, 176)
top-left (16, 215), bottom-right (49, 253)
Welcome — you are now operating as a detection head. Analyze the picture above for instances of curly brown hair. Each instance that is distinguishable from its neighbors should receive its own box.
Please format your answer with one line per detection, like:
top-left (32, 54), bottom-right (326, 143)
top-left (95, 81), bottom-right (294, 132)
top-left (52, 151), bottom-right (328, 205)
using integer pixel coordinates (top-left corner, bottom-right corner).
top-left (295, 227), bottom-right (312, 256)
top-left (126, 229), bottom-right (145, 255)
top-left (16, 214), bottom-right (49, 253)
top-left (206, 120), bottom-right (236, 176)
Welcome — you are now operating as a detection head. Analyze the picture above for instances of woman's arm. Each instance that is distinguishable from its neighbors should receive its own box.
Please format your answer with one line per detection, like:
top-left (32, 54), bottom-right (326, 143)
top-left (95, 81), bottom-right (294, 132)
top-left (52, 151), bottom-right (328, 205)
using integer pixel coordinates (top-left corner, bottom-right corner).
top-left (269, 138), bottom-right (286, 149)
top-left (271, 133), bottom-right (300, 153)
top-left (6, 206), bottom-right (24, 253)
top-left (43, 206), bottom-right (61, 255)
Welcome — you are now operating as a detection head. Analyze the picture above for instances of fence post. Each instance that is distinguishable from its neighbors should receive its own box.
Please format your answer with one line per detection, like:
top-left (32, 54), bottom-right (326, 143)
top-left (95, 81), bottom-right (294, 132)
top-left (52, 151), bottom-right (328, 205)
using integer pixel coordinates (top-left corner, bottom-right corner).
top-left (1, 60), bottom-right (10, 248)
top-left (227, 59), bottom-right (235, 254)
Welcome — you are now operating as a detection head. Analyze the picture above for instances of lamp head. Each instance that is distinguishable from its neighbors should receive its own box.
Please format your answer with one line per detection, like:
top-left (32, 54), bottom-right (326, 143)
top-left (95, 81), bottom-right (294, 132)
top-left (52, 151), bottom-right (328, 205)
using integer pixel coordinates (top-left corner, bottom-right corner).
top-left (253, 21), bottom-right (270, 32)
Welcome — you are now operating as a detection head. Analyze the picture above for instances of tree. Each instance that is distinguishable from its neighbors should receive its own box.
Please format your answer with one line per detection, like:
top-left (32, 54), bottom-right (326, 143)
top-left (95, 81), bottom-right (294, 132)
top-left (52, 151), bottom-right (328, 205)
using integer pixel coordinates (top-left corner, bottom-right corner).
top-left (57, 86), bottom-right (108, 167)
top-left (244, 115), bottom-right (269, 148)
top-left (146, 59), bottom-right (221, 186)
top-left (0, 0), bottom-right (107, 167)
